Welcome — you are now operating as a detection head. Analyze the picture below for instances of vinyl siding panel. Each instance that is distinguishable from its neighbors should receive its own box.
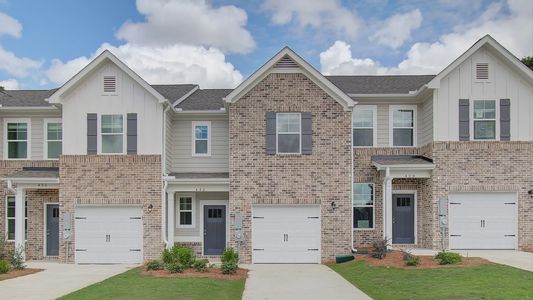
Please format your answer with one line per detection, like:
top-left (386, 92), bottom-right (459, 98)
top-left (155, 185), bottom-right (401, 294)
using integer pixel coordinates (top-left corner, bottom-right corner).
top-left (376, 104), bottom-right (389, 147)
top-left (165, 108), bottom-right (174, 173)
top-left (418, 96), bottom-right (433, 146)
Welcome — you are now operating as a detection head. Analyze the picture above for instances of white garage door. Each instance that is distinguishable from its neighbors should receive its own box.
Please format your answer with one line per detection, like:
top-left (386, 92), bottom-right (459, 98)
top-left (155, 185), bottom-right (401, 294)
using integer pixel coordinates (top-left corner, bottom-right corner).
top-left (75, 206), bottom-right (143, 264)
top-left (449, 193), bottom-right (517, 250)
top-left (252, 206), bottom-right (320, 263)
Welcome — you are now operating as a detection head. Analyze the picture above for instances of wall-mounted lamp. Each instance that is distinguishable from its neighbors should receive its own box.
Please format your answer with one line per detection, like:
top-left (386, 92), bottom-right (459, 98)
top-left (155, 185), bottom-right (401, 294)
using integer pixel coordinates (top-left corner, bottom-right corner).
top-left (147, 204), bottom-right (154, 213)
top-left (331, 201), bottom-right (338, 210)
top-left (528, 190), bottom-right (533, 198)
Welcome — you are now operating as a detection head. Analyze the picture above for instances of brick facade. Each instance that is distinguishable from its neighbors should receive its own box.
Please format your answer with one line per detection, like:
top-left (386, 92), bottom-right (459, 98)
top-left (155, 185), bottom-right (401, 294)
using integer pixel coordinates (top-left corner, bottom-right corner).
top-left (58, 155), bottom-right (162, 263)
top-left (229, 73), bottom-right (353, 263)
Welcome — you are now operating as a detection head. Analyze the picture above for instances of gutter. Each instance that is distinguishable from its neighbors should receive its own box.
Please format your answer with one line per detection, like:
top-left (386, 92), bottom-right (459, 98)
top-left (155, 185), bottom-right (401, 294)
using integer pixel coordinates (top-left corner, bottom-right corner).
top-left (0, 106), bottom-right (59, 110)
top-left (174, 108), bottom-right (227, 114)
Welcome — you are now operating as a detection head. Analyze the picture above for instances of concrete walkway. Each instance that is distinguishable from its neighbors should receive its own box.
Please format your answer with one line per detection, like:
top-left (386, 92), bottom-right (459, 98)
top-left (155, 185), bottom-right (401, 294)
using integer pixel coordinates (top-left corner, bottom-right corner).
top-left (0, 261), bottom-right (136, 300)
top-left (409, 249), bottom-right (533, 272)
top-left (242, 264), bottom-right (372, 300)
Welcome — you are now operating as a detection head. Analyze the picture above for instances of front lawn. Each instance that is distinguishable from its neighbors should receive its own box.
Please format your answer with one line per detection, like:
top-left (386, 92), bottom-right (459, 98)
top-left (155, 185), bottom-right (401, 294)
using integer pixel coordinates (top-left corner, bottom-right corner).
top-left (330, 260), bottom-right (533, 300)
top-left (59, 267), bottom-right (246, 300)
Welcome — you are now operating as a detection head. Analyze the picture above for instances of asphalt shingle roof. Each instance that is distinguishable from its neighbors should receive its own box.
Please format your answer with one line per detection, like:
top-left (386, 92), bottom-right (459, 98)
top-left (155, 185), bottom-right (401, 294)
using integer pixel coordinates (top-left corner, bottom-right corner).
top-left (326, 75), bottom-right (435, 94)
top-left (0, 89), bottom-right (57, 107)
top-left (175, 89), bottom-right (232, 111)
top-left (4, 167), bottom-right (59, 179)
top-left (151, 84), bottom-right (198, 103)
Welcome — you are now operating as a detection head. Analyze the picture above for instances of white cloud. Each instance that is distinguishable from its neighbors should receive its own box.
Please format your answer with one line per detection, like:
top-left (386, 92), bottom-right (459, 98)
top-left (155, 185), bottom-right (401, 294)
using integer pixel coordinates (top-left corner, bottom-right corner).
top-left (321, 0), bottom-right (533, 75)
top-left (46, 43), bottom-right (243, 89)
top-left (0, 12), bottom-right (22, 38)
top-left (0, 45), bottom-right (43, 77)
top-left (0, 78), bottom-right (19, 89)
top-left (370, 9), bottom-right (423, 49)
top-left (116, 0), bottom-right (255, 54)
top-left (262, 0), bottom-right (359, 39)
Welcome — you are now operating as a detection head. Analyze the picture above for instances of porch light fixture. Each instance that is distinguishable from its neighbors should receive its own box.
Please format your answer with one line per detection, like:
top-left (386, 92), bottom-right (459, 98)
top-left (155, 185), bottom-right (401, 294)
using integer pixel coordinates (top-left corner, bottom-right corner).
top-left (528, 190), bottom-right (533, 198)
top-left (147, 204), bottom-right (154, 213)
top-left (331, 201), bottom-right (338, 210)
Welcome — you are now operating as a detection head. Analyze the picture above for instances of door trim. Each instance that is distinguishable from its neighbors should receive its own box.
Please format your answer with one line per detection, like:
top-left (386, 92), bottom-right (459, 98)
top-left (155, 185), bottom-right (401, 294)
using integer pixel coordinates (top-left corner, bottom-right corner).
top-left (199, 200), bottom-right (229, 256)
top-left (43, 202), bottom-right (59, 257)
top-left (391, 190), bottom-right (417, 245)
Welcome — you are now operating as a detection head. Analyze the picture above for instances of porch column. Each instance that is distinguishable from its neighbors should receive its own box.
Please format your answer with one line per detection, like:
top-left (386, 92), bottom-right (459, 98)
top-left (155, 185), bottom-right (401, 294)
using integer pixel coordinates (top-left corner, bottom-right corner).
top-left (383, 168), bottom-right (393, 243)
top-left (167, 191), bottom-right (175, 248)
top-left (14, 187), bottom-right (26, 261)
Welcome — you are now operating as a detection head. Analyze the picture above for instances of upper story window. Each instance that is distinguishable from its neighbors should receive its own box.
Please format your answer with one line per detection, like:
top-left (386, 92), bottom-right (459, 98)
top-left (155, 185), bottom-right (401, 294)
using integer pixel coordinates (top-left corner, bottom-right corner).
top-left (6, 196), bottom-right (27, 241)
top-left (101, 114), bottom-right (124, 154)
top-left (45, 119), bottom-right (62, 159)
top-left (473, 100), bottom-right (496, 140)
top-left (177, 195), bottom-right (194, 228)
top-left (353, 183), bottom-right (374, 229)
top-left (4, 119), bottom-right (30, 160)
top-left (391, 106), bottom-right (416, 147)
top-left (103, 75), bottom-right (117, 94)
top-left (276, 113), bottom-right (301, 154)
top-left (192, 121), bottom-right (211, 156)
top-left (353, 106), bottom-right (376, 147)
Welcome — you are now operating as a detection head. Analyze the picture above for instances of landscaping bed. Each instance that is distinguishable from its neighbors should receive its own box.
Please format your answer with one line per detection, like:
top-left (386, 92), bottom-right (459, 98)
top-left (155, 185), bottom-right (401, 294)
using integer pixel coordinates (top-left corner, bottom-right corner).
top-left (142, 266), bottom-right (247, 280)
top-left (0, 268), bottom-right (43, 281)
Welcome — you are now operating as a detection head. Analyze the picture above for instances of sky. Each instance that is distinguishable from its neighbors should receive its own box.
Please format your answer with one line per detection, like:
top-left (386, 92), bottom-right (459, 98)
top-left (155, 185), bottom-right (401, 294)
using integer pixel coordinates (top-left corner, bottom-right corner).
top-left (0, 0), bottom-right (531, 90)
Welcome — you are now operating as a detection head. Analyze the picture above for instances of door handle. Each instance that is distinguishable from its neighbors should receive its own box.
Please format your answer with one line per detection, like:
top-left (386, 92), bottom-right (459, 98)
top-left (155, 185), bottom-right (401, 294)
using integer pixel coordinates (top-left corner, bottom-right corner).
top-left (46, 230), bottom-right (50, 236)
top-left (204, 229), bottom-right (207, 236)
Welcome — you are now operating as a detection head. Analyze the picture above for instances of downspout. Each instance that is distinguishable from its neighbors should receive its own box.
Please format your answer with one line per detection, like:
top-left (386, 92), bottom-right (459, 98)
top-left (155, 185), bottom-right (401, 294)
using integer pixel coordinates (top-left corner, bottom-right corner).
top-left (161, 104), bottom-right (171, 247)
top-left (7, 179), bottom-right (16, 194)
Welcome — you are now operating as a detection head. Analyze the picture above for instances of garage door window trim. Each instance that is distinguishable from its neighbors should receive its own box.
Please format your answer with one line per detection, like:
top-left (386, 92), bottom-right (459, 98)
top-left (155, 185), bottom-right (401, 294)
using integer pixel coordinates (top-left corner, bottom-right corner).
top-left (353, 183), bottom-right (374, 230)
top-left (176, 194), bottom-right (195, 228)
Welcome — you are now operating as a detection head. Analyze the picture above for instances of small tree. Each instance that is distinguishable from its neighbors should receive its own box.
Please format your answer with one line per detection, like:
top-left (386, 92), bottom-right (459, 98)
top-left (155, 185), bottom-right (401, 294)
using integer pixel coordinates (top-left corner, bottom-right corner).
top-left (521, 56), bottom-right (533, 71)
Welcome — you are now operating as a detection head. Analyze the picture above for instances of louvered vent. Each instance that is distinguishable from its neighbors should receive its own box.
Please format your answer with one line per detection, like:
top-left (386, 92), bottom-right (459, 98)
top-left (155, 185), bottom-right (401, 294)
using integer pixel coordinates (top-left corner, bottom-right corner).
top-left (103, 76), bottom-right (117, 93)
top-left (475, 63), bottom-right (489, 80)
top-left (273, 55), bottom-right (299, 68)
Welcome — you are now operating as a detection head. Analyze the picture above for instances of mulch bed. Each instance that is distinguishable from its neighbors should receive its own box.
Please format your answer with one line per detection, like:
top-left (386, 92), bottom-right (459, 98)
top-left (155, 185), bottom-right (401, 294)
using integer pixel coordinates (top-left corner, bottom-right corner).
top-left (0, 268), bottom-right (43, 281)
top-left (141, 267), bottom-right (248, 280)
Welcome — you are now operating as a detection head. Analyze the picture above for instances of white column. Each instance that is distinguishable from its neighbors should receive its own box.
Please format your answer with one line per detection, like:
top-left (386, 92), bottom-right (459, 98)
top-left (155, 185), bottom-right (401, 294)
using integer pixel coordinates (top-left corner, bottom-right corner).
top-left (14, 187), bottom-right (26, 261)
top-left (167, 191), bottom-right (175, 249)
top-left (383, 168), bottom-right (393, 244)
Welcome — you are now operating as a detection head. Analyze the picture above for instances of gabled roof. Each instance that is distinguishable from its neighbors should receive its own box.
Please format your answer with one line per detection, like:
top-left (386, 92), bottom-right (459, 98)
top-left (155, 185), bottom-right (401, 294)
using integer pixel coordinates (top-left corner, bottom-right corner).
top-left (224, 47), bottom-right (355, 111)
top-left (0, 89), bottom-right (57, 107)
top-left (326, 75), bottom-right (434, 95)
top-left (427, 34), bottom-right (533, 88)
top-left (176, 89), bottom-right (232, 111)
top-left (151, 84), bottom-right (198, 103)
top-left (46, 50), bottom-right (169, 104)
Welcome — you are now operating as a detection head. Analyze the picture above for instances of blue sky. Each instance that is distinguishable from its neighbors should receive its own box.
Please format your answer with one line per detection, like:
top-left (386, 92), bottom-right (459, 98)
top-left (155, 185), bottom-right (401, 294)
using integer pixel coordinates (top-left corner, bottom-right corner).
top-left (0, 0), bottom-right (531, 90)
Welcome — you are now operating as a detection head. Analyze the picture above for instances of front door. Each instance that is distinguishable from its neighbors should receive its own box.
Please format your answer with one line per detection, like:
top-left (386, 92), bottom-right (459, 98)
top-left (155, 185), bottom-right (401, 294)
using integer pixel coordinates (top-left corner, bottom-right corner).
top-left (46, 204), bottom-right (60, 256)
top-left (392, 194), bottom-right (415, 244)
top-left (203, 205), bottom-right (226, 255)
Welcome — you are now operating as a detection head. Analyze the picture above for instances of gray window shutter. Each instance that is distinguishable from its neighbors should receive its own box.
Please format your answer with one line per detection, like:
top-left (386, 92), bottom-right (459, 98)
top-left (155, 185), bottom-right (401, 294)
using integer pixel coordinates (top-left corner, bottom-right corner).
top-left (301, 112), bottom-right (312, 155)
top-left (266, 112), bottom-right (276, 155)
top-left (127, 113), bottom-right (138, 154)
top-left (500, 99), bottom-right (510, 141)
top-left (458, 99), bottom-right (470, 141)
top-left (87, 113), bottom-right (97, 154)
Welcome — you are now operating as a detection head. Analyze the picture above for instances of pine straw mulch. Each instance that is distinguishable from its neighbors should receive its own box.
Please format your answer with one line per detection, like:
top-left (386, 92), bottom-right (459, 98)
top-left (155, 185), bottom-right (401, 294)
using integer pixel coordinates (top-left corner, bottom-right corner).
top-left (353, 250), bottom-right (493, 269)
top-left (0, 268), bottom-right (43, 281)
top-left (141, 267), bottom-right (248, 281)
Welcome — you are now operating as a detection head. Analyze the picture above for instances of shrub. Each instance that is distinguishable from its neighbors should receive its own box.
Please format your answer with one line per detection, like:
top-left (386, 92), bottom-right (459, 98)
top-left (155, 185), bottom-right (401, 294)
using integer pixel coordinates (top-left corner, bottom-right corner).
top-left (405, 256), bottom-right (421, 266)
top-left (161, 245), bottom-right (195, 267)
top-left (371, 238), bottom-right (389, 259)
top-left (161, 248), bottom-right (173, 264)
top-left (435, 250), bottom-right (462, 265)
top-left (166, 262), bottom-right (185, 273)
top-left (193, 259), bottom-right (209, 272)
top-left (146, 260), bottom-right (164, 271)
top-left (0, 260), bottom-right (10, 274)
top-left (0, 239), bottom-right (7, 261)
top-left (221, 262), bottom-right (238, 275)
top-left (10, 246), bottom-right (25, 270)
top-left (221, 247), bottom-right (239, 265)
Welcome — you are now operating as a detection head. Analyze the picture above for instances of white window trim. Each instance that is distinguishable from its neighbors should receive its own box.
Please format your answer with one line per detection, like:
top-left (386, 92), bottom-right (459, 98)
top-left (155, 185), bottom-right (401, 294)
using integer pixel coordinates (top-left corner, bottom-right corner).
top-left (389, 105), bottom-right (417, 147)
top-left (102, 74), bottom-right (119, 96)
top-left (276, 112), bottom-right (302, 155)
top-left (353, 183), bottom-right (375, 230)
top-left (176, 194), bottom-right (195, 229)
top-left (3, 118), bottom-right (31, 160)
top-left (191, 121), bottom-right (211, 157)
top-left (5, 195), bottom-right (27, 241)
top-left (473, 61), bottom-right (491, 83)
top-left (98, 114), bottom-right (126, 155)
top-left (43, 118), bottom-right (62, 160)
top-left (352, 105), bottom-right (377, 148)
top-left (471, 99), bottom-right (499, 141)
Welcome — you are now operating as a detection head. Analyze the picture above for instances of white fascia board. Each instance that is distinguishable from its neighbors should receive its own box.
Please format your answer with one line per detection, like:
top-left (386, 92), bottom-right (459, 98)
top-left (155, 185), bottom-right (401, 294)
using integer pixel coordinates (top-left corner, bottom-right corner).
top-left (372, 162), bottom-right (435, 171)
top-left (0, 106), bottom-right (59, 111)
top-left (4, 177), bottom-right (60, 185)
top-left (173, 109), bottom-right (227, 114)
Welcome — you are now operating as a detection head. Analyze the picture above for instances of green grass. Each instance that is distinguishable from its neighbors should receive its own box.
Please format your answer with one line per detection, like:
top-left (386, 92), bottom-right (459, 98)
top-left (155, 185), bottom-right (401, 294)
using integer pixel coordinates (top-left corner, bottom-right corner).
top-left (59, 267), bottom-right (245, 300)
top-left (330, 260), bottom-right (533, 300)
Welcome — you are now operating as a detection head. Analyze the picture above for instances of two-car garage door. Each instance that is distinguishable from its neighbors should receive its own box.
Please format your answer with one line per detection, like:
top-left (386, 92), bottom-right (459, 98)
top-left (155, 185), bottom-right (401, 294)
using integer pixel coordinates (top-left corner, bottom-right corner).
top-left (75, 207), bottom-right (143, 264)
top-left (449, 193), bottom-right (517, 250)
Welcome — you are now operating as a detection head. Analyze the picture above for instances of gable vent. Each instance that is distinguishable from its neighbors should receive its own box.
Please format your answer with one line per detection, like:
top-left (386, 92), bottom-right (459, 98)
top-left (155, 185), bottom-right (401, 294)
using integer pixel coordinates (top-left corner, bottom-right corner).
top-left (103, 76), bottom-right (117, 93)
top-left (475, 63), bottom-right (489, 80)
top-left (273, 55), bottom-right (299, 68)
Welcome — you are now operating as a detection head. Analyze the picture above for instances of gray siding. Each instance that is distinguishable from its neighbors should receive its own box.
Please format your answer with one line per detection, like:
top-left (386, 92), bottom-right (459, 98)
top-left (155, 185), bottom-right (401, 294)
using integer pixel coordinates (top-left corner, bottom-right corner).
top-left (169, 114), bottom-right (229, 173)
top-left (165, 108), bottom-right (174, 173)
top-left (418, 96), bottom-right (433, 146)
top-left (376, 104), bottom-right (389, 147)
top-left (174, 192), bottom-right (229, 237)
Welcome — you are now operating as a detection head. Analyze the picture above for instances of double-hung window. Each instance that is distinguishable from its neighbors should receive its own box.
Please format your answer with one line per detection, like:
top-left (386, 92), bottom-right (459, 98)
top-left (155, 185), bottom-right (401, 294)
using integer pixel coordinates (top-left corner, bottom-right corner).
top-left (101, 114), bottom-right (124, 154)
top-left (353, 106), bottom-right (376, 147)
top-left (353, 183), bottom-right (374, 229)
top-left (6, 196), bottom-right (27, 240)
top-left (276, 113), bottom-right (301, 154)
top-left (177, 196), bottom-right (194, 227)
top-left (473, 100), bottom-right (496, 140)
top-left (5, 119), bottom-right (29, 159)
top-left (192, 121), bottom-right (211, 156)
top-left (45, 119), bottom-right (62, 159)
top-left (391, 106), bottom-right (416, 147)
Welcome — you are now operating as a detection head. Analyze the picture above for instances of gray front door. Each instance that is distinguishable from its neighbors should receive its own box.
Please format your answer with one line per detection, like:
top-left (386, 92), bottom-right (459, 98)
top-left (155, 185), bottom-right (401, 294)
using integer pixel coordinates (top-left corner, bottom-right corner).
top-left (203, 205), bottom-right (226, 255)
top-left (392, 194), bottom-right (415, 244)
top-left (46, 204), bottom-right (60, 256)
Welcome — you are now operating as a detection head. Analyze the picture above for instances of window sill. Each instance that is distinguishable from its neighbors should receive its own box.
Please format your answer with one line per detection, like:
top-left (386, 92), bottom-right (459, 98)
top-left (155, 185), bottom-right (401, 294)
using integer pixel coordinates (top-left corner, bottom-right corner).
top-left (192, 154), bottom-right (211, 157)
top-left (353, 228), bottom-right (375, 231)
top-left (176, 225), bottom-right (195, 229)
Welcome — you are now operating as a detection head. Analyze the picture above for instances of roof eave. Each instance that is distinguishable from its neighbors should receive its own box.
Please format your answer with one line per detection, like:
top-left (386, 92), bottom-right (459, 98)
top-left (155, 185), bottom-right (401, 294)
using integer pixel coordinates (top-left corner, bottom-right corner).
top-left (372, 162), bottom-right (435, 171)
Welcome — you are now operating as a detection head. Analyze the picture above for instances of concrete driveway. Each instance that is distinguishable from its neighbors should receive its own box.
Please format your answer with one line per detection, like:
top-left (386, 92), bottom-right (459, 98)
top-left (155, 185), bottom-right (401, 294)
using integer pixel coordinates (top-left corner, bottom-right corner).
top-left (0, 261), bottom-right (135, 300)
top-left (242, 264), bottom-right (372, 300)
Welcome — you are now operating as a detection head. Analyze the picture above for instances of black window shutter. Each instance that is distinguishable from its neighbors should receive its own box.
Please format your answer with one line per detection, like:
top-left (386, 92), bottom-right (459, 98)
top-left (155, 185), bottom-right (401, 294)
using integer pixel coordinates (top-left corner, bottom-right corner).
top-left (301, 112), bottom-right (312, 154)
top-left (265, 112), bottom-right (276, 155)
top-left (87, 113), bottom-right (97, 154)
top-left (127, 113), bottom-right (138, 154)
top-left (458, 99), bottom-right (470, 141)
top-left (500, 99), bottom-right (510, 141)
